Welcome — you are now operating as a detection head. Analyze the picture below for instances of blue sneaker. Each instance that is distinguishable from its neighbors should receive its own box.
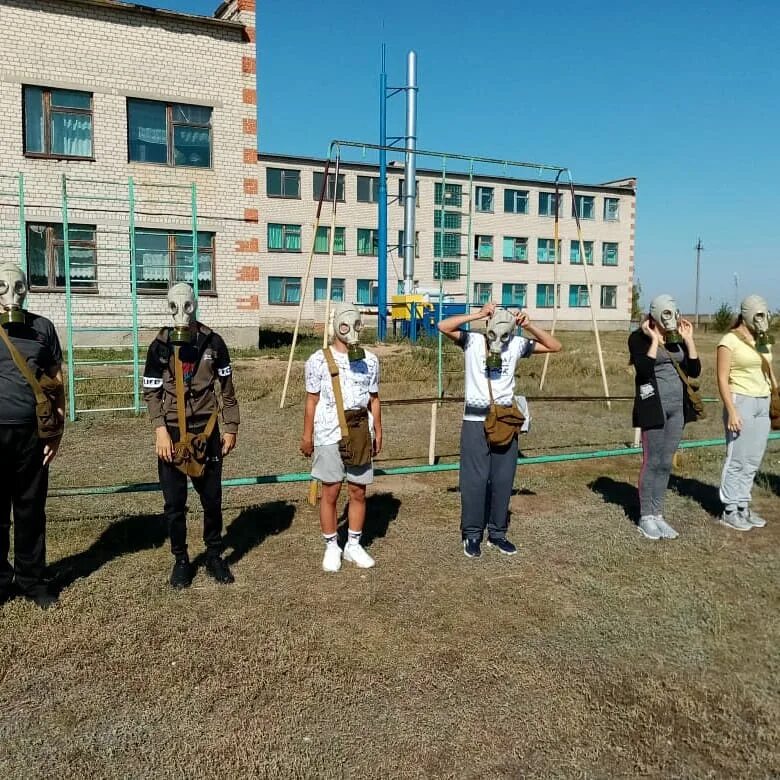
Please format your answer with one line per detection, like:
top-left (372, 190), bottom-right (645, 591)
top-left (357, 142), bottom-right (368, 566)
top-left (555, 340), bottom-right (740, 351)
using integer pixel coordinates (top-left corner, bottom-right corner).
top-left (463, 538), bottom-right (482, 558)
top-left (486, 537), bottom-right (518, 555)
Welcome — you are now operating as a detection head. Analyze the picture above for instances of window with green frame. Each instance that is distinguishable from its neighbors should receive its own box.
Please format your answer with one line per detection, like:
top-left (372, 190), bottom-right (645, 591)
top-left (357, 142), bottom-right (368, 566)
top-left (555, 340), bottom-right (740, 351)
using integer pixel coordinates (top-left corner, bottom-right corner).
top-left (569, 284), bottom-right (590, 308)
top-left (536, 283), bottom-right (560, 308)
top-left (475, 186), bottom-right (494, 212)
top-left (602, 242), bottom-right (619, 265)
top-left (134, 229), bottom-right (215, 292)
top-left (473, 282), bottom-right (493, 305)
top-left (433, 260), bottom-right (460, 280)
top-left (502, 283), bottom-right (527, 307)
top-left (312, 172), bottom-right (345, 201)
top-left (600, 285), bottom-right (617, 309)
top-left (503, 237), bottom-right (528, 262)
top-left (23, 86), bottom-right (93, 158)
top-left (434, 231), bottom-right (461, 258)
top-left (357, 175), bottom-right (379, 203)
top-left (604, 197), bottom-right (620, 221)
top-left (504, 189), bottom-right (529, 214)
top-left (313, 277), bottom-right (345, 302)
top-left (266, 168), bottom-right (300, 199)
top-left (474, 235), bottom-right (493, 260)
top-left (433, 210), bottom-right (461, 230)
top-left (267, 223), bottom-right (301, 252)
top-left (537, 238), bottom-right (558, 263)
top-left (573, 195), bottom-right (595, 220)
top-left (397, 230), bottom-right (419, 257)
top-left (357, 228), bottom-right (379, 256)
top-left (434, 182), bottom-right (462, 207)
top-left (538, 192), bottom-right (560, 217)
top-left (314, 226), bottom-right (345, 254)
top-left (268, 276), bottom-right (301, 305)
top-left (570, 240), bottom-right (594, 264)
top-left (356, 279), bottom-right (377, 305)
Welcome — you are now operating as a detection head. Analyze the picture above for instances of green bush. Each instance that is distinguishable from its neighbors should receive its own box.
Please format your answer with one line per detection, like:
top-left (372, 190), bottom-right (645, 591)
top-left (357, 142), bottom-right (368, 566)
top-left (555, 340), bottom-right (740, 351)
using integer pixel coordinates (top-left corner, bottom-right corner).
top-left (713, 302), bottom-right (735, 332)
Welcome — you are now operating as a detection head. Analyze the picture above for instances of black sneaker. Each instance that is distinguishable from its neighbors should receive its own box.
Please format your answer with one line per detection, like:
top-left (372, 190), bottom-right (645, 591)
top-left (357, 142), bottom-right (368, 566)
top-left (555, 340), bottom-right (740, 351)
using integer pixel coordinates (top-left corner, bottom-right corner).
top-left (463, 538), bottom-right (482, 558)
top-left (170, 556), bottom-right (193, 589)
top-left (23, 586), bottom-right (59, 610)
top-left (0, 588), bottom-right (14, 607)
top-left (486, 537), bottom-right (518, 555)
top-left (205, 555), bottom-right (235, 584)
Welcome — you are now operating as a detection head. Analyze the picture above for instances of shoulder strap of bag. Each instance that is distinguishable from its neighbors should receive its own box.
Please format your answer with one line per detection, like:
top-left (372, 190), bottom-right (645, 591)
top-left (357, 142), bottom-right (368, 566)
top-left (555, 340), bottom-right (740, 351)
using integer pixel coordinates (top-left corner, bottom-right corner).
top-left (0, 324), bottom-right (47, 405)
top-left (483, 336), bottom-right (495, 405)
top-left (173, 346), bottom-right (188, 435)
top-left (323, 347), bottom-right (349, 440)
top-left (734, 332), bottom-right (778, 392)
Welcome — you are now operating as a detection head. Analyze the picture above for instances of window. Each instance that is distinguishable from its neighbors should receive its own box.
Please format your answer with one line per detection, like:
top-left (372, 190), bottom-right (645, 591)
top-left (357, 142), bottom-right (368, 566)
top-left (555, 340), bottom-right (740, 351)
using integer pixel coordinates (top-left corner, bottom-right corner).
top-left (601, 285), bottom-right (617, 309)
top-left (313, 277), bottom-right (345, 302)
top-left (356, 279), bottom-right (377, 305)
top-left (434, 211), bottom-right (461, 230)
top-left (266, 168), bottom-right (300, 199)
top-left (128, 99), bottom-right (212, 167)
top-left (397, 230), bottom-right (419, 257)
top-left (267, 223), bottom-right (302, 252)
top-left (474, 235), bottom-right (493, 260)
top-left (504, 189), bottom-right (529, 214)
top-left (26, 223), bottom-right (97, 290)
top-left (134, 230), bottom-right (215, 292)
top-left (573, 195), bottom-right (595, 220)
top-left (537, 238), bottom-right (558, 263)
top-left (502, 283), bottom-right (527, 307)
top-left (357, 176), bottom-right (380, 203)
top-left (536, 284), bottom-right (560, 308)
top-left (570, 240), bottom-right (594, 265)
top-left (602, 242), bottom-right (619, 266)
top-left (23, 86), bottom-right (93, 158)
top-left (434, 261), bottom-right (460, 280)
top-left (398, 178), bottom-right (419, 204)
top-left (312, 172), bottom-right (345, 202)
top-left (268, 276), bottom-right (301, 305)
top-left (475, 186), bottom-right (494, 212)
top-left (314, 226), bottom-right (345, 254)
top-left (434, 182), bottom-right (462, 207)
top-left (538, 192), bottom-right (560, 217)
top-left (604, 197), bottom-right (620, 221)
top-left (434, 232), bottom-right (461, 258)
top-left (569, 284), bottom-right (590, 308)
top-left (473, 282), bottom-right (493, 305)
top-left (503, 237), bottom-right (528, 262)
top-left (357, 228), bottom-right (379, 256)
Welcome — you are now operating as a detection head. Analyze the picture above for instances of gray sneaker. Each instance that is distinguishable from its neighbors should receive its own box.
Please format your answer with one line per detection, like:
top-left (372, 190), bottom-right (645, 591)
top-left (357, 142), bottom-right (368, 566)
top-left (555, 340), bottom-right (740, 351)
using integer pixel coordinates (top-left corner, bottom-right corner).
top-left (718, 510), bottom-right (752, 532)
top-left (740, 508), bottom-right (767, 528)
top-left (654, 515), bottom-right (679, 540)
top-left (637, 516), bottom-right (662, 540)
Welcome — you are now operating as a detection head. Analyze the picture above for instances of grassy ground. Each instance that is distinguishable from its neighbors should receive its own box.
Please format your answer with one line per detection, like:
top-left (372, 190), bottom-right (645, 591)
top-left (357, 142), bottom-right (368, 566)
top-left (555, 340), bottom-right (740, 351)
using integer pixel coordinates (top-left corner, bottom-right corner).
top-left (1, 330), bottom-right (779, 778)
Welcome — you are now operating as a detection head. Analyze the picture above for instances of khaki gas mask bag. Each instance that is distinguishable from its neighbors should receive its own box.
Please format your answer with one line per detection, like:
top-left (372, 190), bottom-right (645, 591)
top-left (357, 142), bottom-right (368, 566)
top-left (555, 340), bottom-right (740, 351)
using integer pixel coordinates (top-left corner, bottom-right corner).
top-left (482, 337), bottom-right (525, 447)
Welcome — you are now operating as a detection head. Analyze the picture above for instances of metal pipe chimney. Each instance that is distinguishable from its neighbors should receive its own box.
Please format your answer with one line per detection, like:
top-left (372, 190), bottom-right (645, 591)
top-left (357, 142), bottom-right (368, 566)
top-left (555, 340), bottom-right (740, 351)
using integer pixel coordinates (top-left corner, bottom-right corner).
top-left (402, 50), bottom-right (417, 293)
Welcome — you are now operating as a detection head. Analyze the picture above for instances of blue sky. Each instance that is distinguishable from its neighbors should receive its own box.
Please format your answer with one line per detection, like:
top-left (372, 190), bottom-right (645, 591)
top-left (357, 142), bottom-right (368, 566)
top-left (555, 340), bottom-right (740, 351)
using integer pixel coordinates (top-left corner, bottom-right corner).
top-left (159, 0), bottom-right (779, 313)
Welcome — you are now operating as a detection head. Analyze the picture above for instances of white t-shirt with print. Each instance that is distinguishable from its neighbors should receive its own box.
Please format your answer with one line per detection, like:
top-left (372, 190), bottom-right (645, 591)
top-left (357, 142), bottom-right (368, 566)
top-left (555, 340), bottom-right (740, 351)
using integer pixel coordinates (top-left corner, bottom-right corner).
top-left (305, 347), bottom-right (380, 446)
top-left (459, 331), bottom-right (535, 421)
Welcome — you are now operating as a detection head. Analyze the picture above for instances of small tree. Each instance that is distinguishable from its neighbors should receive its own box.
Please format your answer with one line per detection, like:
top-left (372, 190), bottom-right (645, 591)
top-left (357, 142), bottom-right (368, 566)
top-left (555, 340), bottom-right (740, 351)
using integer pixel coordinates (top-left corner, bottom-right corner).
top-left (713, 302), bottom-right (734, 332)
top-left (631, 281), bottom-right (643, 321)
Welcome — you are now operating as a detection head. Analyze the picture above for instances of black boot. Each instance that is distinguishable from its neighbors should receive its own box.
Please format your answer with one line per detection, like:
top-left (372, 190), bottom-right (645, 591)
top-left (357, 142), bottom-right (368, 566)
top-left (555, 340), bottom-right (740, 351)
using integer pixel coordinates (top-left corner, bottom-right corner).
top-left (205, 554), bottom-right (234, 584)
top-left (170, 555), bottom-right (193, 590)
top-left (23, 585), bottom-right (58, 610)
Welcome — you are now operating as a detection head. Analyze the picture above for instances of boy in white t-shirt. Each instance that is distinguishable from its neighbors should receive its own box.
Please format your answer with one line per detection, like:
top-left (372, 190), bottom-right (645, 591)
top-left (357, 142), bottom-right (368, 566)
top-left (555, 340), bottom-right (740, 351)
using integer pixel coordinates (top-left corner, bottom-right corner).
top-left (300, 303), bottom-right (382, 572)
top-left (438, 302), bottom-right (562, 558)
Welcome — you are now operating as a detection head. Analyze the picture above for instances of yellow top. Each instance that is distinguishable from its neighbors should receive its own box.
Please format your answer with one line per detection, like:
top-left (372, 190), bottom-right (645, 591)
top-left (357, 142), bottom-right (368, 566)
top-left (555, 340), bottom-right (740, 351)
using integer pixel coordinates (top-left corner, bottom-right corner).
top-left (718, 332), bottom-right (772, 397)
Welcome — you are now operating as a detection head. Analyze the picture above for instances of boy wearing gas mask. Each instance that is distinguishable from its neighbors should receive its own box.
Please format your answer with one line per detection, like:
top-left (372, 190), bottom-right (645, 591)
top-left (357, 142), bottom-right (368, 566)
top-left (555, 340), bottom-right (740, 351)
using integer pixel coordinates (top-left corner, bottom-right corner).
top-left (438, 301), bottom-right (561, 558)
top-left (0, 262), bottom-right (64, 609)
top-left (142, 283), bottom-right (240, 589)
top-left (300, 303), bottom-right (382, 572)
top-left (716, 294), bottom-right (776, 530)
top-left (629, 295), bottom-right (701, 540)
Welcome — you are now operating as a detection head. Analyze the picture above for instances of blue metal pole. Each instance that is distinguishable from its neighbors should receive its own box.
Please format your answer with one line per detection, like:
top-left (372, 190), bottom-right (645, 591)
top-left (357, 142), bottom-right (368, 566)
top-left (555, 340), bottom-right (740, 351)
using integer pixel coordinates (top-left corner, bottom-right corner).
top-left (377, 45), bottom-right (388, 341)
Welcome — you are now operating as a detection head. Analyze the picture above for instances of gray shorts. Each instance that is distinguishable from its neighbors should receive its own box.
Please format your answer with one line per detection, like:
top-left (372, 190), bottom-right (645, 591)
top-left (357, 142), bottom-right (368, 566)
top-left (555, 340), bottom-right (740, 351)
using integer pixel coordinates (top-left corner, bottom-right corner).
top-left (311, 443), bottom-right (373, 485)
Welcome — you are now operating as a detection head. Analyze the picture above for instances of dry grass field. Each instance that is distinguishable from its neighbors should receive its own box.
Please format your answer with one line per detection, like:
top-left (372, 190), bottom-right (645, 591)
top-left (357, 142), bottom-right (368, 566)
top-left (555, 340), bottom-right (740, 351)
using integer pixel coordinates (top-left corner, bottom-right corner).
top-left (1, 330), bottom-right (779, 779)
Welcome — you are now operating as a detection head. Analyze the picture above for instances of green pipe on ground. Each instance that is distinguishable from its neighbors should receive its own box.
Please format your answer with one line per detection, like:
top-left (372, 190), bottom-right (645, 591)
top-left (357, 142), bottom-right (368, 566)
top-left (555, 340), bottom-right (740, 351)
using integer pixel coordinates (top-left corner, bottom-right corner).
top-left (48, 434), bottom-right (780, 498)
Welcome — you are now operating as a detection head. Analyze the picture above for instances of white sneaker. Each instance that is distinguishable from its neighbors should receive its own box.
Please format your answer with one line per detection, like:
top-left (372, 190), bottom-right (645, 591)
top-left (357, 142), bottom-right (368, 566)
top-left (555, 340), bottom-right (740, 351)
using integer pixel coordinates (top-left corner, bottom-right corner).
top-left (343, 543), bottom-right (375, 568)
top-left (718, 510), bottom-right (752, 532)
top-left (322, 544), bottom-right (342, 572)
top-left (654, 516), bottom-right (679, 540)
top-left (741, 508), bottom-right (767, 528)
top-left (637, 516), bottom-right (662, 540)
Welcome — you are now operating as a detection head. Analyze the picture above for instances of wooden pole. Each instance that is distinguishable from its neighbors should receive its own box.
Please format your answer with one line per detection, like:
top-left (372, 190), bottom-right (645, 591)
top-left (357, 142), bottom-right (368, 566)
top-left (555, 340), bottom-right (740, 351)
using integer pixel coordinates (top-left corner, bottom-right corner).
top-left (539, 173), bottom-right (562, 390)
top-left (428, 402), bottom-right (437, 465)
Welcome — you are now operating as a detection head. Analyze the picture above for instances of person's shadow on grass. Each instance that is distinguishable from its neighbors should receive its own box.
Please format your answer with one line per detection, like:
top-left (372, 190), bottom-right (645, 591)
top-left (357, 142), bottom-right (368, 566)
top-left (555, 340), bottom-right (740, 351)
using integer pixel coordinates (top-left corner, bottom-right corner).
top-left (756, 470), bottom-right (780, 496)
top-left (589, 476), bottom-right (639, 524)
top-left (337, 491), bottom-right (401, 548)
top-left (668, 475), bottom-right (722, 515)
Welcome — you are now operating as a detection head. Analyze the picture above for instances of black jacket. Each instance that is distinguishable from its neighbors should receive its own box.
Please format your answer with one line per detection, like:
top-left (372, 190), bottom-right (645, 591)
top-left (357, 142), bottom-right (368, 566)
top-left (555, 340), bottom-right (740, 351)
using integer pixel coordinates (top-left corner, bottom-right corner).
top-left (628, 329), bottom-right (701, 429)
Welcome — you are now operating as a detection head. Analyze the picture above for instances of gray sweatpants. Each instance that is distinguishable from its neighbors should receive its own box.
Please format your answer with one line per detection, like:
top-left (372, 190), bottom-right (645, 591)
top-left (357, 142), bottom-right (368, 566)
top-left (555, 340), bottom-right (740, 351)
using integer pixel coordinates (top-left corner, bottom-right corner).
top-left (720, 394), bottom-right (770, 511)
top-left (459, 420), bottom-right (518, 540)
top-left (639, 403), bottom-right (685, 517)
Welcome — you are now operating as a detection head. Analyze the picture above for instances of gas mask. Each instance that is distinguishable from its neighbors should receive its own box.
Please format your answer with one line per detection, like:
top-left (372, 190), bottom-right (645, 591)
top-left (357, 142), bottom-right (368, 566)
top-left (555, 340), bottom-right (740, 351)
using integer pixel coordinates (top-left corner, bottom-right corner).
top-left (329, 302), bottom-right (364, 361)
top-left (649, 294), bottom-right (682, 345)
top-left (167, 282), bottom-right (197, 345)
top-left (741, 294), bottom-right (774, 351)
top-left (0, 262), bottom-right (28, 325)
top-left (485, 308), bottom-right (516, 370)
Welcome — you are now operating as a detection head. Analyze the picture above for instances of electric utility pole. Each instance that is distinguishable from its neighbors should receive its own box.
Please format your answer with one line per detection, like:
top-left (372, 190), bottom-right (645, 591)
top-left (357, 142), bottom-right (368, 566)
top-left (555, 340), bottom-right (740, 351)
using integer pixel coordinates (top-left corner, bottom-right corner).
top-left (694, 237), bottom-right (703, 326)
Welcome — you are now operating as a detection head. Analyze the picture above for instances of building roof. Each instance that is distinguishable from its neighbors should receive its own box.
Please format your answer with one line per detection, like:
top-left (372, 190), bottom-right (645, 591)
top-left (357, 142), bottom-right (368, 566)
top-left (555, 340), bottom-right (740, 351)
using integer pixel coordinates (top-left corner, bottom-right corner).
top-left (57, 0), bottom-right (244, 32)
top-left (258, 151), bottom-right (637, 195)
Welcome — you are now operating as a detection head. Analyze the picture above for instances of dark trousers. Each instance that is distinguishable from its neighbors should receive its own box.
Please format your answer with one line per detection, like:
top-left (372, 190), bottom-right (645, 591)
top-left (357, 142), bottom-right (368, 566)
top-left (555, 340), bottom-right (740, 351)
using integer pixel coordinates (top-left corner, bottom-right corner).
top-left (158, 426), bottom-right (223, 558)
top-left (459, 420), bottom-right (518, 540)
top-left (0, 425), bottom-right (49, 596)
